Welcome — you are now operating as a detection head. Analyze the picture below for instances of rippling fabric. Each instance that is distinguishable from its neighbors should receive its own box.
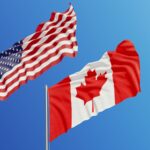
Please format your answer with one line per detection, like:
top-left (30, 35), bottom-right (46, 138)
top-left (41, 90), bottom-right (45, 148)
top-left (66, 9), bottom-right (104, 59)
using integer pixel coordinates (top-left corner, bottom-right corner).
top-left (48, 40), bottom-right (140, 141)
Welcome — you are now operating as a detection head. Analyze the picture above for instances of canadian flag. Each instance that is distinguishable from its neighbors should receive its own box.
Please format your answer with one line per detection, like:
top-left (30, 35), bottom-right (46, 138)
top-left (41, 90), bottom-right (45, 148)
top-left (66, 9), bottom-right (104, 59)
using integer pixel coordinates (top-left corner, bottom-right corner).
top-left (48, 40), bottom-right (140, 141)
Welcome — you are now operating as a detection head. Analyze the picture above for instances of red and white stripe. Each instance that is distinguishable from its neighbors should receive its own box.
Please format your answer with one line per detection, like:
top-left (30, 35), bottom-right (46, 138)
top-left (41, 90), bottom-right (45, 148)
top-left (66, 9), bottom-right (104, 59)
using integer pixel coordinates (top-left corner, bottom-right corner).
top-left (0, 4), bottom-right (78, 100)
top-left (49, 40), bottom-right (140, 141)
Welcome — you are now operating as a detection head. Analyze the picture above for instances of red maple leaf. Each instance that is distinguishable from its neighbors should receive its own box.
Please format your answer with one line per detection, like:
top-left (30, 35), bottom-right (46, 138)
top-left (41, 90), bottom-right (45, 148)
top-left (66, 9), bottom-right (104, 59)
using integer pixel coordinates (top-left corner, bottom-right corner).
top-left (76, 70), bottom-right (107, 112)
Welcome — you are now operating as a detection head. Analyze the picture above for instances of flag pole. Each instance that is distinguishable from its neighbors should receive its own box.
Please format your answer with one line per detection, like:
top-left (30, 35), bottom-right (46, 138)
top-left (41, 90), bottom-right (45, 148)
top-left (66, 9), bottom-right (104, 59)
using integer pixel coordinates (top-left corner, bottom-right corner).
top-left (45, 85), bottom-right (49, 150)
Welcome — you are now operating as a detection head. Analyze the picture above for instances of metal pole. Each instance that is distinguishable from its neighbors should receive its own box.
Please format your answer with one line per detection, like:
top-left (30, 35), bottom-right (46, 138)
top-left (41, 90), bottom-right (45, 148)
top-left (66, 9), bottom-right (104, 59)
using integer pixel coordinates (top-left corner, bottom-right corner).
top-left (45, 85), bottom-right (49, 150)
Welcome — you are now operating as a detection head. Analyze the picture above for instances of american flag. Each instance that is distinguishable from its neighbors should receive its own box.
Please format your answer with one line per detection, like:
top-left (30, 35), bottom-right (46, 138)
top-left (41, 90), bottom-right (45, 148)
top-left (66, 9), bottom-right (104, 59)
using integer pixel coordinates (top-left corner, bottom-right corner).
top-left (0, 5), bottom-right (78, 100)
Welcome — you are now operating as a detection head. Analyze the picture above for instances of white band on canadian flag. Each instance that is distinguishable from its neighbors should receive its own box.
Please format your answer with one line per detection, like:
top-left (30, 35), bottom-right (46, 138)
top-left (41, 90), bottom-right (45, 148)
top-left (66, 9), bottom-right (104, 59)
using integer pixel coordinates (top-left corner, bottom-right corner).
top-left (70, 52), bottom-right (115, 127)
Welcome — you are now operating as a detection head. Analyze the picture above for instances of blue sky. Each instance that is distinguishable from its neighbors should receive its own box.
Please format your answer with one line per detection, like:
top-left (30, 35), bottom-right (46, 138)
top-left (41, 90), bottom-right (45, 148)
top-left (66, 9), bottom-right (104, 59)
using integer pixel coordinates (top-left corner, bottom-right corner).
top-left (0, 0), bottom-right (150, 150)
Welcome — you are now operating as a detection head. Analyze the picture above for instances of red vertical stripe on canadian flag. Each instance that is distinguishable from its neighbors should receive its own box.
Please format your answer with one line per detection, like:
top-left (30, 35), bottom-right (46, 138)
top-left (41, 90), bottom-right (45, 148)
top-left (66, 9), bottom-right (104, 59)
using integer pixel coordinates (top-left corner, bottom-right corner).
top-left (108, 40), bottom-right (140, 104)
top-left (48, 77), bottom-right (72, 141)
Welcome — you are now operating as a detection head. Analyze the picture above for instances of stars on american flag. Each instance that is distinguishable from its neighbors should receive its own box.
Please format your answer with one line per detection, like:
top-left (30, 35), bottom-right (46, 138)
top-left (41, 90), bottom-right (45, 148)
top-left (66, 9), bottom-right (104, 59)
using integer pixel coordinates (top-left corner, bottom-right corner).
top-left (0, 41), bottom-right (23, 78)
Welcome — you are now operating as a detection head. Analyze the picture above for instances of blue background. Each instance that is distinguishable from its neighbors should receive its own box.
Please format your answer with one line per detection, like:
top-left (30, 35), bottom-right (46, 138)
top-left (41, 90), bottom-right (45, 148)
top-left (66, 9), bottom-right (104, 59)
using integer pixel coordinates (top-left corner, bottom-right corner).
top-left (0, 0), bottom-right (149, 150)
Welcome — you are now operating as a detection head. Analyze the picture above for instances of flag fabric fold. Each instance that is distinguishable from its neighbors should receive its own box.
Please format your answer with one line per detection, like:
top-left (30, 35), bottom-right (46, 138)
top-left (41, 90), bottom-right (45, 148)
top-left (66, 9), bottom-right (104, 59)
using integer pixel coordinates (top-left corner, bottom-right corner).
top-left (0, 4), bottom-right (78, 100)
top-left (48, 40), bottom-right (140, 141)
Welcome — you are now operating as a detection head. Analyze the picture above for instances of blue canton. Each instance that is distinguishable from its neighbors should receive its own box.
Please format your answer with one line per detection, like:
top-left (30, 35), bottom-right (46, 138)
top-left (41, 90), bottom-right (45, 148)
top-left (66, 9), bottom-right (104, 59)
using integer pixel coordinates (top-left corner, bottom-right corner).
top-left (0, 41), bottom-right (23, 79)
